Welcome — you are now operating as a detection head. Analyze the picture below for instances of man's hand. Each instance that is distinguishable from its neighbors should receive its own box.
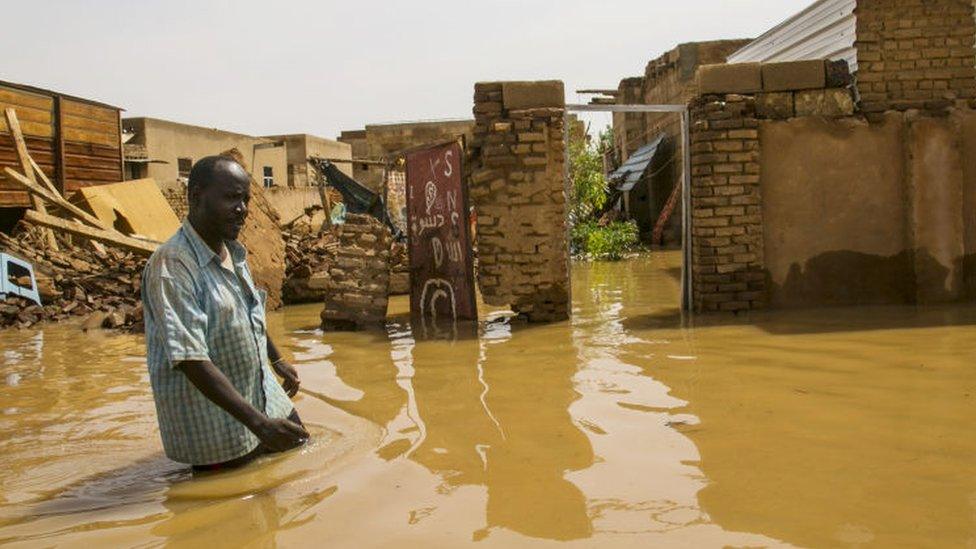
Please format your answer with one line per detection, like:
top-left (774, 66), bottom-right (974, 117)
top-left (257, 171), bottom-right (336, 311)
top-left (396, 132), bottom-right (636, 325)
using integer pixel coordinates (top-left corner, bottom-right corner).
top-left (272, 359), bottom-right (300, 397)
top-left (252, 416), bottom-right (309, 452)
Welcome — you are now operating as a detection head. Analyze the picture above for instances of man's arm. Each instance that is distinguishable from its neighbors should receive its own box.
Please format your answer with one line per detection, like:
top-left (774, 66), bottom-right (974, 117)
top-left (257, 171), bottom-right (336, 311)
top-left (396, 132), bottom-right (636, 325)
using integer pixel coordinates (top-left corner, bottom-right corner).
top-left (178, 359), bottom-right (308, 451)
top-left (267, 337), bottom-right (300, 397)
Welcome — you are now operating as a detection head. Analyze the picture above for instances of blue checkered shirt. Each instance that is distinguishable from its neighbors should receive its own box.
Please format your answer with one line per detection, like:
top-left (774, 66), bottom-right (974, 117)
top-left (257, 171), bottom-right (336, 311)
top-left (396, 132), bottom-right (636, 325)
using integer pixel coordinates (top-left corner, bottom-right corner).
top-left (141, 220), bottom-right (293, 465)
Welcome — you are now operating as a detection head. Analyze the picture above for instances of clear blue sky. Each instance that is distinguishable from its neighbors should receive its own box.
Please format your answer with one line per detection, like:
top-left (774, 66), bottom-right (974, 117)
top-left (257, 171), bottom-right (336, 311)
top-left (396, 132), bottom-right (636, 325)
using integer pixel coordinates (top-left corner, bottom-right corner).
top-left (1, 0), bottom-right (812, 139)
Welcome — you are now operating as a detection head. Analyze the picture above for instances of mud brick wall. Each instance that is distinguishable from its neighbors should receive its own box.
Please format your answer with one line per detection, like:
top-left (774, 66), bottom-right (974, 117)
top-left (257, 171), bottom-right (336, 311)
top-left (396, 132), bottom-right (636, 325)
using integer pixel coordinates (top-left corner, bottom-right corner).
top-left (320, 213), bottom-right (392, 330)
top-left (689, 94), bottom-right (765, 313)
top-left (468, 80), bottom-right (570, 322)
top-left (855, 0), bottom-right (976, 114)
top-left (162, 188), bottom-right (188, 220)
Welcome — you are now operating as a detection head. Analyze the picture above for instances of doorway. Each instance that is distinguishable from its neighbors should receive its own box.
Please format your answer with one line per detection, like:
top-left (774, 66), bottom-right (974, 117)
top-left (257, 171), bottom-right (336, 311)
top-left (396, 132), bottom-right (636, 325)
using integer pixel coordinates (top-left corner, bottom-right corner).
top-left (564, 103), bottom-right (692, 312)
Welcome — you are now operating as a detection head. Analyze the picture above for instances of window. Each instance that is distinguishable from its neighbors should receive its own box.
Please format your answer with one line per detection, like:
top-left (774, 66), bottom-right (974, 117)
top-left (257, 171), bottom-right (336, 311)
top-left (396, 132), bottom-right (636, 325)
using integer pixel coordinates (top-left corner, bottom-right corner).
top-left (178, 158), bottom-right (192, 179)
top-left (263, 166), bottom-right (274, 188)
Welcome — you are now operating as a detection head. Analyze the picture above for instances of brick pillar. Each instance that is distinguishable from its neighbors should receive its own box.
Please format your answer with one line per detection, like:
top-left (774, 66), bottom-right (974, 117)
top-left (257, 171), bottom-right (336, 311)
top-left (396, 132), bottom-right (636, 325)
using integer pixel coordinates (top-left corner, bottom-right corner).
top-left (468, 81), bottom-right (570, 322)
top-left (689, 94), bottom-right (766, 313)
top-left (856, 0), bottom-right (976, 114)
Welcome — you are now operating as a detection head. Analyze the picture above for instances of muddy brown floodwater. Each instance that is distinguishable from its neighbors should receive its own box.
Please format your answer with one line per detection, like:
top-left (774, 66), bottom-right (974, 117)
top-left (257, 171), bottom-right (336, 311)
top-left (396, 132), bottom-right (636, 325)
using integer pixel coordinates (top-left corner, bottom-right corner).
top-left (0, 251), bottom-right (974, 548)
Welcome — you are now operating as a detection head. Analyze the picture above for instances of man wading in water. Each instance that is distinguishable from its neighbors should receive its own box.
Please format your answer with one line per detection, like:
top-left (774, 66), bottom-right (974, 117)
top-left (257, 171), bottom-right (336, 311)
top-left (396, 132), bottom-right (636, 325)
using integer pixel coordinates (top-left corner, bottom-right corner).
top-left (142, 155), bottom-right (308, 472)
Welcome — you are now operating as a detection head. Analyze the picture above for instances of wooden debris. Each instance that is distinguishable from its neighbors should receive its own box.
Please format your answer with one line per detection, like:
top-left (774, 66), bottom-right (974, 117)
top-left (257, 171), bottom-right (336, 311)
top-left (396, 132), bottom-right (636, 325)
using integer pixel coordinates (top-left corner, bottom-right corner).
top-left (21, 210), bottom-right (159, 256)
top-left (4, 108), bottom-right (58, 250)
top-left (3, 168), bottom-right (114, 232)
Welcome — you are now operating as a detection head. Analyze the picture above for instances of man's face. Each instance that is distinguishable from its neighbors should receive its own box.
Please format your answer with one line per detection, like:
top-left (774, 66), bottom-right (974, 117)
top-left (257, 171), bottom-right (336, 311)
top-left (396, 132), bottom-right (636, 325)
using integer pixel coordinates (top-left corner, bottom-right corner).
top-left (193, 163), bottom-right (251, 241)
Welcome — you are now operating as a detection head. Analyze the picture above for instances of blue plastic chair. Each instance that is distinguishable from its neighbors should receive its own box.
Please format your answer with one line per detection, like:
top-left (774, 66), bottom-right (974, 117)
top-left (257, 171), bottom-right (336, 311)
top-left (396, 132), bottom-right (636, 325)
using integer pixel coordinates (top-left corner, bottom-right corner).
top-left (0, 253), bottom-right (42, 306)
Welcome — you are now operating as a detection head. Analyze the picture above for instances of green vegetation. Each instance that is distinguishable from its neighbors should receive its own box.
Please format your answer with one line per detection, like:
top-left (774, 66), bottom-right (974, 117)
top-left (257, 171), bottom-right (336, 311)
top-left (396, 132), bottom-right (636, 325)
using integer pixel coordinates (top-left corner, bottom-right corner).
top-left (568, 135), bottom-right (607, 222)
top-left (568, 126), bottom-right (638, 260)
top-left (571, 219), bottom-right (639, 261)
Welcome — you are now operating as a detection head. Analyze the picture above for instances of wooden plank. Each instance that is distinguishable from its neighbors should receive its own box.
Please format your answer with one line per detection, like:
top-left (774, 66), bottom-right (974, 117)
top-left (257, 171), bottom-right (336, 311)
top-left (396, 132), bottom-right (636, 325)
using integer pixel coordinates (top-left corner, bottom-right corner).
top-left (53, 96), bottom-right (66, 195)
top-left (4, 108), bottom-right (58, 250)
top-left (28, 154), bottom-right (63, 197)
top-left (60, 99), bottom-right (118, 124)
top-left (0, 105), bottom-right (52, 126)
top-left (64, 142), bottom-right (120, 158)
top-left (65, 166), bottom-right (123, 181)
top-left (0, 190), bottom-right (30, 206)
top-left (22, 209), bottom-right (158, 256)
top-left (63, 127), bottom-right (119, 147)
top-left (3, 167), bottom-right (113, 231)
top-left (61, 113), bottom-right (120, 136)
top-left (0, 120), bottom-right (53, 138)
top-left (0, 87), bottom-right (54, 111)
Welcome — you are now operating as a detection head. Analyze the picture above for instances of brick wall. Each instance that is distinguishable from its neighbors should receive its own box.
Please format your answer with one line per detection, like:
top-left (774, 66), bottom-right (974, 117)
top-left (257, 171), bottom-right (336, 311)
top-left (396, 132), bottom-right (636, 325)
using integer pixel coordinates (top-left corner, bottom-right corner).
top-left (320, 213), bottom-right (392, 330)
top-left (689, 94), bottom-right (766, 312)
top-left (856, 0), bottom-right (976, 114)
top-left (468, 81), bottom-right (570, 322)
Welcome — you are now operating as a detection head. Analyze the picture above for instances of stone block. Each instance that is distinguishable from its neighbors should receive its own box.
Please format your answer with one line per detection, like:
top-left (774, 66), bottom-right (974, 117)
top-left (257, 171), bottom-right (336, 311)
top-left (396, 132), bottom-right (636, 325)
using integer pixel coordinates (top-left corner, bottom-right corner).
top-left (825, 59), bottom-right (853, 88)
top-left (502, 81), bottom-right (565, 110)
top-left (756, 92), bottom-right (795, 119)
top-left (698, 63), bottom-right (762, 94)
top-left (795, 88), bottom-right (855, 117)
top-left (761, 60), bottom-right (826, 92)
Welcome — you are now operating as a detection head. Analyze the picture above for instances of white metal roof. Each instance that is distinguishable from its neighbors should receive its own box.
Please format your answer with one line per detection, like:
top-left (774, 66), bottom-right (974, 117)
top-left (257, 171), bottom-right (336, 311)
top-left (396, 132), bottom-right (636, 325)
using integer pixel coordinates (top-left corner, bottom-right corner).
top-left (727, 0), bottom-right (857, 72)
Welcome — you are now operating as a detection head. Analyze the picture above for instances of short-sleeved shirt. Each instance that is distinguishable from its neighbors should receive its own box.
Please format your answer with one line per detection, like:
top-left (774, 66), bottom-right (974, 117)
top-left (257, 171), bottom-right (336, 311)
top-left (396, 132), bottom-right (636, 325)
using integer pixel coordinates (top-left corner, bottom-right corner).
top-left (141, 220), bottom-right (293, 465)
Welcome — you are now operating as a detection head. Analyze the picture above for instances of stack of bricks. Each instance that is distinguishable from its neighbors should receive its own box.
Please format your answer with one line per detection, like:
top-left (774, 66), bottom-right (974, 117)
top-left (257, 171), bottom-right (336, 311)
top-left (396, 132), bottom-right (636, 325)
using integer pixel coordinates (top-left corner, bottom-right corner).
top-left (468, 80), bottom-right (570, 322)
top-left (855, 0), bottom-right (976, 115)
top-left (320, 213), bottom-right (392, 330)
top-left (689, 94), bottom-right (765, 313)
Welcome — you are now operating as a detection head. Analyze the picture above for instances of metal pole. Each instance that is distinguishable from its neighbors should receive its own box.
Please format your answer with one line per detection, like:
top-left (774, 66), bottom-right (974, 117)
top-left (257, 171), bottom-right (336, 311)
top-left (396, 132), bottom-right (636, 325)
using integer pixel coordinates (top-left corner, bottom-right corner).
top-left (680, 108), bottom-right (693, 314)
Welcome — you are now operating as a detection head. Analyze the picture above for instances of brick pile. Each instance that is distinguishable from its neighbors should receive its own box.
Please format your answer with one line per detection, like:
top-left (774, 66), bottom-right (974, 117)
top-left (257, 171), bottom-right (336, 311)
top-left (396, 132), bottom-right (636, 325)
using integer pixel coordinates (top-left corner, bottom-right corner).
top-left (855, 0), bottom-right (976, 115)
top-left (0, 229), bottom-right (145, 331)
top-left (320, 213), bottom-right (392, 330)
top-left (689, 94), bottom-right (766, 313)
top-left (468, 81), bottom-right (570, 322)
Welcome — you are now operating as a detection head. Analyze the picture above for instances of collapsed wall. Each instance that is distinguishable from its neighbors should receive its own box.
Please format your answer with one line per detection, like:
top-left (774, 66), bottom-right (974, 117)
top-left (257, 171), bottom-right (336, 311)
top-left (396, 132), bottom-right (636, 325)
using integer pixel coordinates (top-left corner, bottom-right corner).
top-left (468, 81), bottom-right (570, 322)
top-left (320, 213), bottom-right (392, 330)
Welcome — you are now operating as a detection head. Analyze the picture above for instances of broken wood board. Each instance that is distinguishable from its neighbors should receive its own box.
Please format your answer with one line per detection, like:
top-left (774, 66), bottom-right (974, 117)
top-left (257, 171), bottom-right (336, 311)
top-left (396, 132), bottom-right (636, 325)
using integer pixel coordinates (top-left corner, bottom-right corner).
top-left (75, 178), bottom-right (180, 242)
top-left (4, 107), bottom-right (58, 250)
top-left (3, 167), bottom-right (112, 232)
top-left (22, 210), bottom-right (159, 256)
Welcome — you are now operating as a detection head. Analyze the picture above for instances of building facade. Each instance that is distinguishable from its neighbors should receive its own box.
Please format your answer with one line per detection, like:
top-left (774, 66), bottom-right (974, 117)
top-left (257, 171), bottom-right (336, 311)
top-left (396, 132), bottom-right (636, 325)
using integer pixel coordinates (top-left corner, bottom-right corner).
top-left (339, 119), bottom-right (475, 192)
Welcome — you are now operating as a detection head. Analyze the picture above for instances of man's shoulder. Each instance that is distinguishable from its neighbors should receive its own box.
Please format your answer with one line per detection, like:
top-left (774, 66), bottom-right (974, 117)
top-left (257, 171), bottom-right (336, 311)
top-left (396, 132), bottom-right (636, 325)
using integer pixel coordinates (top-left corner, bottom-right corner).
top-left (145, 230), bottom-right (196, 275)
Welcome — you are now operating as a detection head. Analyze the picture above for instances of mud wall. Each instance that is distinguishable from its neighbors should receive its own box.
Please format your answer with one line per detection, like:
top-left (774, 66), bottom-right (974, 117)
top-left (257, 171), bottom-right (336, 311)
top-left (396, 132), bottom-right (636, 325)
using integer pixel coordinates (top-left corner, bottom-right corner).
top-left (469, 80), bottom-right (570, 322)
top-left (761, 110), bottom-right (976, 307)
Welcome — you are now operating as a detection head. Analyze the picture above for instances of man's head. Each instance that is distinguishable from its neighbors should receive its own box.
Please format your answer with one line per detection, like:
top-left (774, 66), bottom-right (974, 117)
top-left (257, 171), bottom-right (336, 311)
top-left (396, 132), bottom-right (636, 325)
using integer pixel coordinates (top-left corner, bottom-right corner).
top-left (186, 155), bottom-right (251, 242)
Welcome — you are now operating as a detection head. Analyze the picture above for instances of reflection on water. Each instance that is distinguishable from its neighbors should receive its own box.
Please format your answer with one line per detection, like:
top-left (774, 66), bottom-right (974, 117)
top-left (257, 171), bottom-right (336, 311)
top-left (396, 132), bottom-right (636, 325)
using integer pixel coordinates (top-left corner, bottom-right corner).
top-left (0, 251), bottom-right (975, 547)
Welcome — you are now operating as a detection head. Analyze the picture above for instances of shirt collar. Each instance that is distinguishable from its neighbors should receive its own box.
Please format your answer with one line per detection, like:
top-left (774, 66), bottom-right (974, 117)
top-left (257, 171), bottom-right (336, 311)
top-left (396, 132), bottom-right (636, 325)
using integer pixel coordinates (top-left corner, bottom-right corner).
top-left (181, 219), bottom-right (248, 268)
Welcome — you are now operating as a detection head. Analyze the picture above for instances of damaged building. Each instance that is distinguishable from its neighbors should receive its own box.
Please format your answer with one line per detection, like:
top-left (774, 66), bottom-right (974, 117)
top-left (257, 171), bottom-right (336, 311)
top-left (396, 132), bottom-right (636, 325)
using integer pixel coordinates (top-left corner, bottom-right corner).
top-left (122, 117), bottom-right (352, 221)
top-left (0, 80), bottom-right (124, 231)
top-left (338, 119), bottom-right (475, 192)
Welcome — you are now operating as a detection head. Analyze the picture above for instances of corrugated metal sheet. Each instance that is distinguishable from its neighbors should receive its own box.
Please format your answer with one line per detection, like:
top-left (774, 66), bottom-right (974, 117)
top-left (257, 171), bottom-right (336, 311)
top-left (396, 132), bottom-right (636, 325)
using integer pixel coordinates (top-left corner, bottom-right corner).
top-left (727, 0), bottom-right (858, 72)
top-left (610, 134), bottom-right (665, 192)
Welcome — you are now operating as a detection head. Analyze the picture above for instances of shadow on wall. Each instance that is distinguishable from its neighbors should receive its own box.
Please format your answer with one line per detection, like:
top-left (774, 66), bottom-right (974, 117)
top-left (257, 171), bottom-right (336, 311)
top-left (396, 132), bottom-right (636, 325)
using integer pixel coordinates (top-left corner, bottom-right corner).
top-left (772, 250), bottom-right (916, 307)
top-left (770, 248), bottom-right (974, 308)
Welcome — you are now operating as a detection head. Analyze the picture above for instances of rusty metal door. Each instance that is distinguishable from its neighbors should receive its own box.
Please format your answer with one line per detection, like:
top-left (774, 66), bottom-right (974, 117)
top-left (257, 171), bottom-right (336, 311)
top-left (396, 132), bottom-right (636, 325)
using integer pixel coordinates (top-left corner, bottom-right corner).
top-left (405, 141), bottom-right (478, 333)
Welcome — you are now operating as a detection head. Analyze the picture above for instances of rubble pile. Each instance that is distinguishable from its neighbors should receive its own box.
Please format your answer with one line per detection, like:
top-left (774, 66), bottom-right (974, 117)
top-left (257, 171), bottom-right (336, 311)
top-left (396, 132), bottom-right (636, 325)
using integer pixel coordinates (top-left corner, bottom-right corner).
top-left (389, 241), bottom-right (409, 295)
top-left (0, 230), bottom-right (145, 330)
top-left (282, 224), bottom-right (340, 304)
